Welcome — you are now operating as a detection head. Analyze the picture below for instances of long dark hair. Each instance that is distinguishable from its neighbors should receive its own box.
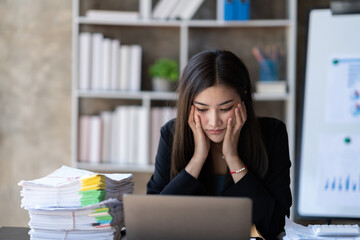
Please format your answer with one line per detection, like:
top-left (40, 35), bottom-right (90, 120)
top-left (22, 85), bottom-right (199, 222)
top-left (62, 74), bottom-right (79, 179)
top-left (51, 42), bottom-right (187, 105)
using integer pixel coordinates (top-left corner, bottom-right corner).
top-left (171, 49), bottom-right (268, 179)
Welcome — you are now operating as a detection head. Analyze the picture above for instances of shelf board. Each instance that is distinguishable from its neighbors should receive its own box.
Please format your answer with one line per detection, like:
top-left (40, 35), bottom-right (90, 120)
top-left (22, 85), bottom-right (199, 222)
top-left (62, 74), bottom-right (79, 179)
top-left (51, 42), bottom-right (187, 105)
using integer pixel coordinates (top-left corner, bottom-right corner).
top-left (76, 90), bottom-right (178, 101)
top-left (76, 17), bottom-right (181, 27)
top-left (76, 17), bottom-right (291, 28)
top-left (77, 90), bottom-right (289, 101)
top-left (76, 162), bottom-right (155, 173)
top-left (188, 19), bottom-right (292, 28)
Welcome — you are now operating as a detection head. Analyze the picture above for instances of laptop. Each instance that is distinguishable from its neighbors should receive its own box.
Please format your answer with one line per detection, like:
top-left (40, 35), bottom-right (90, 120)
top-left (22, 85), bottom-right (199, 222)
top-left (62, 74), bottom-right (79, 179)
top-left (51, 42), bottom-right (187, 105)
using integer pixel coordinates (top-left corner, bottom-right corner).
top-left (123, 194), bottom-right (252, 240)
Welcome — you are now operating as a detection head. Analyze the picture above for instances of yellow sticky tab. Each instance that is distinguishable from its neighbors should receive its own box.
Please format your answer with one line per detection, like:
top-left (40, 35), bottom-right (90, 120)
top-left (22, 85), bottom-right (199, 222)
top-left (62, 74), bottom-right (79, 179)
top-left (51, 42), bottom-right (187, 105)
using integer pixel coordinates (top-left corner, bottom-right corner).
top-left (80, 174), bottom-right (106, 187)
top-left (94, 207), bottom-right (109, 213)
top-left (79, 184), bottom-right (106, 191)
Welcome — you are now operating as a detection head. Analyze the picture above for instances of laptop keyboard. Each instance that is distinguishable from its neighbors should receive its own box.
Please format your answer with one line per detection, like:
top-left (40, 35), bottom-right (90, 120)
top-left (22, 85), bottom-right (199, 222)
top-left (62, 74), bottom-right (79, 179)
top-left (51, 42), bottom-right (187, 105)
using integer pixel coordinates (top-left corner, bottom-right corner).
top-left (311, 224), bottom-right (360, 237)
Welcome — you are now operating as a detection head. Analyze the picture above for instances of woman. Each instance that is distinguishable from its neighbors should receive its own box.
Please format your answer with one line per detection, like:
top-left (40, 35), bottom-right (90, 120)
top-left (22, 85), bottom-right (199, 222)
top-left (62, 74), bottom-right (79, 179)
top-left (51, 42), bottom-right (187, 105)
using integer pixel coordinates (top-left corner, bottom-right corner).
top-left (147, 49), bottom-right (292, 239)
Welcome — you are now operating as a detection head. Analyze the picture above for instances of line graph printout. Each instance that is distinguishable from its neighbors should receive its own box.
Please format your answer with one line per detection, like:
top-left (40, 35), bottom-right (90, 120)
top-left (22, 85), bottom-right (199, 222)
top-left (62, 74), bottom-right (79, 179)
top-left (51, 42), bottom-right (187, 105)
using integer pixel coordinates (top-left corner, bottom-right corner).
top-left (316, 134), bottom-right (360, 208)
top-left (325, 55), bottom-right (360, 124)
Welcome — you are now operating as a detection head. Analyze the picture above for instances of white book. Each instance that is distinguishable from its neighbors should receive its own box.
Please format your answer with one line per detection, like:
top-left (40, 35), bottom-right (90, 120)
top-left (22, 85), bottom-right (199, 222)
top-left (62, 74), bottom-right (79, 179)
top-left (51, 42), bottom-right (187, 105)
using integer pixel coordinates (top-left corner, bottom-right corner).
top-left (127, 106), bottom-right (138, 165)
top-left (110, 39), bottom-right (120, 90)
top-left (117, 106), bottom-right (130, 163)
top-left (150, 107), bottom-right (162, 164)
top-left (150, 107), bottom-right (176, 164)
top-left (139, 0), bottom-right (152, 20)
top-left (178, 0), bottom-right (204, 20)
top-left (119, 45), bottom-right (131, 91)
top-left (110, 109), bottom-right (119, 163)
top-left (157, 0), bottom-right (180, 19)
top-left (168, 0), bottom-right (188, 20)
top-left (86, 10), bottom-right (139, 21)
top-left (101, 38), bottom-right (111, 90)
top-left (89, 115), bottom-right (102, 163)
top-left (91, 33), bottom-right (104, 90)
top-left (78, 32), bottom-right (92, 90)
top-left (129, 45), bottom-right (142, 92)
top-left (113, 106), bottom-right (122, 163)
top-left (152, 0), bottom-right (168, 19)
top-left (137, 107), bottom-right (149, 165)
top-left (100, 111), bottom-right (112, 163)
top-left (78, 115), bottom-right (91, 162)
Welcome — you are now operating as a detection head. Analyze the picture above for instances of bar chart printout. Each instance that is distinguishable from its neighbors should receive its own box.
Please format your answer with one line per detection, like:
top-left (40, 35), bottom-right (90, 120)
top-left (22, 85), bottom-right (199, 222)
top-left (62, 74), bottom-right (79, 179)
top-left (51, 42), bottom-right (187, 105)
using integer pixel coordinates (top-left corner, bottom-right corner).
top-left (316, 134), bottom-right (360, 208)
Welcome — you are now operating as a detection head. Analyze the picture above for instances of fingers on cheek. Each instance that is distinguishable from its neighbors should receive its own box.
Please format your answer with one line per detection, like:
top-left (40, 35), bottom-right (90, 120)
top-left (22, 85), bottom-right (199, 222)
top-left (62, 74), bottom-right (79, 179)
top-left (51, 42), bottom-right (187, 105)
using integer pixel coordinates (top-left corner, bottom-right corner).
top-left (235, 106), bottom-right (240, 118)
top-left (227, 117), bottom-right (233, 130)
top-left (188, 106), bottom-right (194, 122)
top-left (195, 114), bottom-right (201, 125)
top-left (233, 107), bottom-right (240, 125)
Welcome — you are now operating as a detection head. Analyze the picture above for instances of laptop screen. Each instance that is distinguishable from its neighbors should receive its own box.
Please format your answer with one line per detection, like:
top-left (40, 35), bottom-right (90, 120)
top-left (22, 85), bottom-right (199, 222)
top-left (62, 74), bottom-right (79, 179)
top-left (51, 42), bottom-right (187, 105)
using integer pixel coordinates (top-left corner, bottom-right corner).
top-left (123, 195), bottom-right (252, 240)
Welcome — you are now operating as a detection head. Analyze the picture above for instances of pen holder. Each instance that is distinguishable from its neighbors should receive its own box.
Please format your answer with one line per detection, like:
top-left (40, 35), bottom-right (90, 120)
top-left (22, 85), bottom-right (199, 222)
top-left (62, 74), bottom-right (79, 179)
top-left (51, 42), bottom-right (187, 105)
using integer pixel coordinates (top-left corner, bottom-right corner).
top-left (259, 59), bottom-right (279, 81)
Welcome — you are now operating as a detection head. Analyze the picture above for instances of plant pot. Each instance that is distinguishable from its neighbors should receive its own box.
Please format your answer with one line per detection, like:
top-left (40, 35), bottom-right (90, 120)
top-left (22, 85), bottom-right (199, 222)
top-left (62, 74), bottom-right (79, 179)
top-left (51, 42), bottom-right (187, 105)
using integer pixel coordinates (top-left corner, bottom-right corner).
top-left (152, 77), bottom-right (172, 92)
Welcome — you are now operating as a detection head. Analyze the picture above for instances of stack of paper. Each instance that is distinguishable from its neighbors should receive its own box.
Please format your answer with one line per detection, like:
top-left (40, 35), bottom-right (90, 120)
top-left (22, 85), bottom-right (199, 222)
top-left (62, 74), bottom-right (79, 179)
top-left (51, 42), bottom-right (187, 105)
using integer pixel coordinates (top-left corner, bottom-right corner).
top-left (28, 199), bottom-right (123, 230)
top-left (19, 166), bottom-right (134, 240)
top-left (28, 229), bottom-right (118, 240)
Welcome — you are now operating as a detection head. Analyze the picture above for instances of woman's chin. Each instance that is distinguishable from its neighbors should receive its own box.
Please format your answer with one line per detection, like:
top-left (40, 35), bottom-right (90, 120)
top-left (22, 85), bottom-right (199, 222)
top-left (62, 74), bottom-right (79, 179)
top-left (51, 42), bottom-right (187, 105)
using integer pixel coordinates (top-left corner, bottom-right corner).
top-left (207, 135), bottom-right (224, 143)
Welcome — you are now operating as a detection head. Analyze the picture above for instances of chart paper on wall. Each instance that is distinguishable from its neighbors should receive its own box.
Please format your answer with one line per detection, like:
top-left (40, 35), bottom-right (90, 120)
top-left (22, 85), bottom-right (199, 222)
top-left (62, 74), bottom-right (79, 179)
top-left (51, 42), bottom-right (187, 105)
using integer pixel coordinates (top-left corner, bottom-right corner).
top-left (297, 9), bottom-right (360, 219)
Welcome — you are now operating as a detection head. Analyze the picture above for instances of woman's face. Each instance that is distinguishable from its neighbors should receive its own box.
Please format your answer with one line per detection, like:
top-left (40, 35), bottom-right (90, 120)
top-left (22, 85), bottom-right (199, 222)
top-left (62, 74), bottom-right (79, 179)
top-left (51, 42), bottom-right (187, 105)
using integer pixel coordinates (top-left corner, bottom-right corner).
top-left (193, 84), bottom-right (242, 143)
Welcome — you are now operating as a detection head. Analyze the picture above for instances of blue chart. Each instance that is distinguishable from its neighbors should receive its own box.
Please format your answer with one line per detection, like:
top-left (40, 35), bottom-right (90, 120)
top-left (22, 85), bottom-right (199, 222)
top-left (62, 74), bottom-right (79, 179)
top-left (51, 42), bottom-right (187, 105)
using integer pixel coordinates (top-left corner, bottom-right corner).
top-left (316, 134), bottom-right (360, 208)
top-left (319, 173), bottom-right (360, 208)
top-left (324, 175), bottom-right (360, 192)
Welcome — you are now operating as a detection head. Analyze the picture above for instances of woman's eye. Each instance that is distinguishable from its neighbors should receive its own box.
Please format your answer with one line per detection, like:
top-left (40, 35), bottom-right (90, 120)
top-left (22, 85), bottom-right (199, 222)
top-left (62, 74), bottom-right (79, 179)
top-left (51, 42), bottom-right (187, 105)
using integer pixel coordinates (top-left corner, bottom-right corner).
top-left (196, 108), bottom-right (207, 112)
top-left (220, 106), bottom-right (233, 112)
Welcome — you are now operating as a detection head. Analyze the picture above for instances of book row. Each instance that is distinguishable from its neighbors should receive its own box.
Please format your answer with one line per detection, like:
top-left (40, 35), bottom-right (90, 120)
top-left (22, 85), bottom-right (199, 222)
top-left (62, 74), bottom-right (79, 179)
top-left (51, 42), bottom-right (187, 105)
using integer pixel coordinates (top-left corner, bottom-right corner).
top-left (84, 0), bottom-right (253, 22)
top-left (78, 106), bottom-right (176, 165)
top-left (78, 32), bottom-right (142, 91)
top-left (84, 0), bottom-right (205, 21)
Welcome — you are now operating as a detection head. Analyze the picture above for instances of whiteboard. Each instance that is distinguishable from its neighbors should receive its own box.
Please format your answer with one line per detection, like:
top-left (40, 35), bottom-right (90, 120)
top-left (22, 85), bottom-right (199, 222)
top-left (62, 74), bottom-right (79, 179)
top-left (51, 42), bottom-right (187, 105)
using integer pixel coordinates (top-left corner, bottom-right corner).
top-left (297, 9), bottom-right (360, 219)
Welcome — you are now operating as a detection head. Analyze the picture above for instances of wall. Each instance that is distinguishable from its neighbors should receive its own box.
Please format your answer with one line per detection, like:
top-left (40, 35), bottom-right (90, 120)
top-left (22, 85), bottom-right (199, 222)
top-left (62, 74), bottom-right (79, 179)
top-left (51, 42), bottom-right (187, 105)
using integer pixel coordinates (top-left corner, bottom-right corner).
top-left (0, 0), bottom-right (72, 227)
top-left (0, 1), bottom-right (152, 227)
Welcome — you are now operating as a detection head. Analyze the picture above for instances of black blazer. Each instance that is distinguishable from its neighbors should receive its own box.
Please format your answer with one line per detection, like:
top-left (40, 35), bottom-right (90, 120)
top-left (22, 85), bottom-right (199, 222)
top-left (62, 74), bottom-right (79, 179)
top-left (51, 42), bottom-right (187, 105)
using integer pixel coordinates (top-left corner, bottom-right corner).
top-left (147, 117), bottom-right (292, 240)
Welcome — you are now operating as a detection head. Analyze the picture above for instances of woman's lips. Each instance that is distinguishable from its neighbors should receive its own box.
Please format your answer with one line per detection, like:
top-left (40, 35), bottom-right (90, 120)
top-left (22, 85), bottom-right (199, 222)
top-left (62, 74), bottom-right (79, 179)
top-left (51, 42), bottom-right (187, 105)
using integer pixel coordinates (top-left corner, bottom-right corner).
top-left (208, 129), bottom-right (224, 135)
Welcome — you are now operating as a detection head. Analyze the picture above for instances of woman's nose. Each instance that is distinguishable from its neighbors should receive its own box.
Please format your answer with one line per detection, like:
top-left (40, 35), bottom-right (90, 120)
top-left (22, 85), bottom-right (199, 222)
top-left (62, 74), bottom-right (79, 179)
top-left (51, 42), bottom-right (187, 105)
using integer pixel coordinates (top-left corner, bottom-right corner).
top-left (208, 111), bottom-right (221, 127)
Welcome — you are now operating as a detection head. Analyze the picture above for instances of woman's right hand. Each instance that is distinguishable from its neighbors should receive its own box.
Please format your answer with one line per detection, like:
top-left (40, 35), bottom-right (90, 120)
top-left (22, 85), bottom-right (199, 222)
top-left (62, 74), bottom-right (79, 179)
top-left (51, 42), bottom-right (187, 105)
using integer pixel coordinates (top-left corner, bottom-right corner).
top-left (186, 105), bottom-right (210, 178)
top-left (188, 105), bottom-right (210, 161)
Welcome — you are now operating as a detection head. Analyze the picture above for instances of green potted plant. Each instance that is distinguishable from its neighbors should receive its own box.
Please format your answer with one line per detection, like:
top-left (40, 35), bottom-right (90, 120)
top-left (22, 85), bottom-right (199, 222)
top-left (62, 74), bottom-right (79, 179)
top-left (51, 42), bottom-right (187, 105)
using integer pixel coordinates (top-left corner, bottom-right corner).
top-left (149, 58), bottom-right (179, 91)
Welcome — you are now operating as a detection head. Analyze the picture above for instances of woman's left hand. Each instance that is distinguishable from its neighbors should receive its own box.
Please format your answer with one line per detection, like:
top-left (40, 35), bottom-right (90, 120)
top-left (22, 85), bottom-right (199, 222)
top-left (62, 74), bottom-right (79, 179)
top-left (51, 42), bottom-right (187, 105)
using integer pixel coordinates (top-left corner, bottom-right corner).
top-left (222, 101), bottom-right (247, 161)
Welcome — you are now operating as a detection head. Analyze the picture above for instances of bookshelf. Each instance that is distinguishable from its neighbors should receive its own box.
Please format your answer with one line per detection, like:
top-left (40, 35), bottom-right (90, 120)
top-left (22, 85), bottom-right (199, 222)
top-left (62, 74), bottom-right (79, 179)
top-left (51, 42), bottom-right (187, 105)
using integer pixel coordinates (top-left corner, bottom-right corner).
top-left (71, 0), bottom-right (297, 173)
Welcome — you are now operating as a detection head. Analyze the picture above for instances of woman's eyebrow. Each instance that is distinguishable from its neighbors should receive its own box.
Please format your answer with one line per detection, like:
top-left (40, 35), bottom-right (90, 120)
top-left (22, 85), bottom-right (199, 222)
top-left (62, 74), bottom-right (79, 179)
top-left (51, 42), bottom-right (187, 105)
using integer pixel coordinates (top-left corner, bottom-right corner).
top-left (218, 99), bottom-right (234, 106)
top-left (194, 99), bottom-right (234, 106)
